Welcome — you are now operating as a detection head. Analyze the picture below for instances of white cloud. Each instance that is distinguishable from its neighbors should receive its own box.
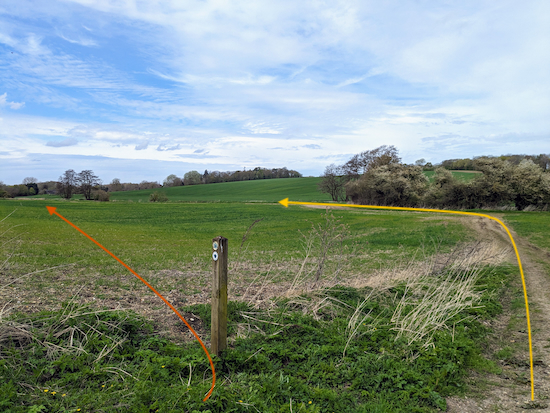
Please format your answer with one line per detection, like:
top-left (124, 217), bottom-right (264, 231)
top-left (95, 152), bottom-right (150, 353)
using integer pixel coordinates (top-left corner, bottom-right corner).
top-left (9, 101), bottom-right (24, 109)
top-left (0, 92), bottom-right (25, 110)
top-left (0, 0), bottom-right (548, 185)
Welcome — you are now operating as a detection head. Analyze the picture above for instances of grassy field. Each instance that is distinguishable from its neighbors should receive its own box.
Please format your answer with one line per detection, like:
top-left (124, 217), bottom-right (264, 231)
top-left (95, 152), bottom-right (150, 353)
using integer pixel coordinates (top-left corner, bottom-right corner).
top-left (423, 170), bottom-right (481, 182)
top-left (0, 199), bottom-right (467, 278)
top-left (109, 177), bottom-right (330, 203)
top-left (2, 176), bottom-right (545, 412)
top-left (503, 211), bottom-right (550, 252)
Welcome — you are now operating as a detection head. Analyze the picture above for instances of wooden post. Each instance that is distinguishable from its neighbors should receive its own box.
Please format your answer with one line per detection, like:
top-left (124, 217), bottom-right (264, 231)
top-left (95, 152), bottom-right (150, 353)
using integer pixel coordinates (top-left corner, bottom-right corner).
top-left (211, 236), bottom-right (228, 356)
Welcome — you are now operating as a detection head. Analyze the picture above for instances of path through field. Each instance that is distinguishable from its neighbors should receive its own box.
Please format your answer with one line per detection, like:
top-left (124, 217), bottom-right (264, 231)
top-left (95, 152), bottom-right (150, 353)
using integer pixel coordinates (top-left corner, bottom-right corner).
top-left (447, 215), bottom-right (550, 412)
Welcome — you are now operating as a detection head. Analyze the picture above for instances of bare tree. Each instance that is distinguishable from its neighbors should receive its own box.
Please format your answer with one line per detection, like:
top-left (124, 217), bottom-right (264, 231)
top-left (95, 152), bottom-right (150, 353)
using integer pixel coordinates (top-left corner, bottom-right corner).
top-left (57, 169), bottom-right (78, 199)
top-left (318, 164), bottom-right (347, 201)
top-left (22, 177), bottom-right (38, 185)
top-left (110, 178), bottom-right (123, 192)
top-left (78, 170), bottom-right (101, 200)
top-left (22, 177), bottom-right (39, 196)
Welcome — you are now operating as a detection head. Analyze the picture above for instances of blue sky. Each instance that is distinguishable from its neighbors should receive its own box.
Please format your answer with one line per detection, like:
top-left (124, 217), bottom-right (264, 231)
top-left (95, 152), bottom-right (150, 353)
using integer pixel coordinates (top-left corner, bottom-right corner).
top-left (1, 0), bottom-right (549, 185)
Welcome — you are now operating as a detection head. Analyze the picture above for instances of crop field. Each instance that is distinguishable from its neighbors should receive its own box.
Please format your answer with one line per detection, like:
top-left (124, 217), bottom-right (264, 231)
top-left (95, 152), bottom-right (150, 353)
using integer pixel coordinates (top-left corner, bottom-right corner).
top-left (0, 178), bottom-right (543, 412)
top-left (110, 177), bottom-right (329, 203)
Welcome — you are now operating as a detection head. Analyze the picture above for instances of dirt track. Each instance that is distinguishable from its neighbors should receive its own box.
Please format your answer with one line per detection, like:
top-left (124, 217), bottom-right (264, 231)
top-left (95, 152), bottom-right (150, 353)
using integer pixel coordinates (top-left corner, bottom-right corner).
top-left (447, 215), bottom-right (550, 412)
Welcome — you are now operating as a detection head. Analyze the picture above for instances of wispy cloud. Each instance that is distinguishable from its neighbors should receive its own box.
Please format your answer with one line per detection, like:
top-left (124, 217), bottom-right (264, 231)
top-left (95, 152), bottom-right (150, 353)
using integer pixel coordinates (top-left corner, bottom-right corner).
top-left (46, 137), bottom-right (78, 147)
top-left (156, 143), bottom-right (181, 151)
top-left (57, 32), bottom-right (98, 47)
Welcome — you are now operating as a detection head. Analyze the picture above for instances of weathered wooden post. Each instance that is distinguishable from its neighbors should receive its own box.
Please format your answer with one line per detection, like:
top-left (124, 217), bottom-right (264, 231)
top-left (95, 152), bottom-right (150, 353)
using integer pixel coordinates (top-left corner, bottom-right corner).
top-left (211, 236), bottom-right (228, 356)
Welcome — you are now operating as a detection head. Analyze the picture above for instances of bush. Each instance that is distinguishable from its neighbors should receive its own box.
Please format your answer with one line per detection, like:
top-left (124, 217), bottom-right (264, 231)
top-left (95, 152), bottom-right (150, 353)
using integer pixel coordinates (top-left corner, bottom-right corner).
top-left (149, 191), bottom-right (168, 202)
top-left (346, 164), bottom-right (429, 207)
top-left (92, 190), bottom-right (110, 202)
top-left (349, 160), bottom-right (550, 210)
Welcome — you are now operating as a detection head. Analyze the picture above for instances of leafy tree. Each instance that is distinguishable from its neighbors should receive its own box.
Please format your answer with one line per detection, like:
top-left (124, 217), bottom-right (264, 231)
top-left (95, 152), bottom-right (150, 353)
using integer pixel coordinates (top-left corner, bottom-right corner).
top-left (184, 170), bottom-right (202, 185)
top-left (318, 164), bottom-right (347, 201)
top-left (78, 170), bottom-right (101, 200)
top-left (57, 169), bottom-right (78, 199)
top-left (341, 145), bottom-right (401, 179)
top-left (163, 174), bottom-right (182, 187)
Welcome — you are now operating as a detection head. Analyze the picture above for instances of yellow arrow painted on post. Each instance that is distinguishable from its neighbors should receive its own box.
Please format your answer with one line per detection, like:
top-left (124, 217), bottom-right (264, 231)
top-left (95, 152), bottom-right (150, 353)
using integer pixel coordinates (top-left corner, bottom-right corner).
top-left (279, 198), bottom-right (535, 401)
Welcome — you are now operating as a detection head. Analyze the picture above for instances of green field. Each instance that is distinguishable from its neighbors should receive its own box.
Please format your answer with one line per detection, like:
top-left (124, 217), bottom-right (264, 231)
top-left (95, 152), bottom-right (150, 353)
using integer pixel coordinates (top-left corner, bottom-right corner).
top-left (0, 198), bottom-right (466, 278)
top-left (109, 177), bottom-right (330, 203)
top-left (423, 170), bottom-right (482, 182)
top-left (2, 177), bottom-right (546, 412)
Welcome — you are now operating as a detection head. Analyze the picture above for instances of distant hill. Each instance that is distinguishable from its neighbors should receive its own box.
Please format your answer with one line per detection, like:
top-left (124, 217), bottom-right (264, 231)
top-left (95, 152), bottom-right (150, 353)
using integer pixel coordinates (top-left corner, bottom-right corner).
top-left (24, 171), bottom-right (481, 202)
top-left (109, 177), bottom-right (331, 203)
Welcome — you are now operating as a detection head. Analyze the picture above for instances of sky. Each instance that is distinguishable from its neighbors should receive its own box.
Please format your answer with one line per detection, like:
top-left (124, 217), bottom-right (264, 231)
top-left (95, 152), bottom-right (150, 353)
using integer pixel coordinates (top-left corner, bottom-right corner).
top-left (1, 0), bottom-right (549, 185)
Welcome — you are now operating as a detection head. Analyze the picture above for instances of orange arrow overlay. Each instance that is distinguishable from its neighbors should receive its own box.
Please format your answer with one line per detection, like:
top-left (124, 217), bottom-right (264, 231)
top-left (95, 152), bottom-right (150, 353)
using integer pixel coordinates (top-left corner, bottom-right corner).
top-left (279, 198), bottom-right (535, 401)
top-left (46, 206), bottom-right (216, 401)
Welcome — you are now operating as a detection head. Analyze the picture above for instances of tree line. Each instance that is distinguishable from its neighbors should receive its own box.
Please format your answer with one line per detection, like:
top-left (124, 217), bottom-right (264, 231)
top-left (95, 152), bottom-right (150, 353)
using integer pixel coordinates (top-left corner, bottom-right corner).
top-left (439, 154), bottom-right (550, 171)
top-left (318, 146), bottom-right (550, 211)
top-left (0, 166), bottom-right (302, 199)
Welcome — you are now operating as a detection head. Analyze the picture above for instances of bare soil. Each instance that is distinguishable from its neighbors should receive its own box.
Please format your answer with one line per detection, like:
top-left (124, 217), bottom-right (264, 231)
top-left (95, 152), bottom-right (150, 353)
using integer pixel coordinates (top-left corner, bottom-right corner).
top-left (446, 215), bottom-right (550, 412)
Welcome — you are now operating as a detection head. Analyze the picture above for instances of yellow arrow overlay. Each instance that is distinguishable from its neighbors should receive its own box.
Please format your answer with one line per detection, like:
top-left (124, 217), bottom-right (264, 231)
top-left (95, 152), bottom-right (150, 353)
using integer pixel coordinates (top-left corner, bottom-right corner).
top-left (279, 198), bottom-right (535, 401)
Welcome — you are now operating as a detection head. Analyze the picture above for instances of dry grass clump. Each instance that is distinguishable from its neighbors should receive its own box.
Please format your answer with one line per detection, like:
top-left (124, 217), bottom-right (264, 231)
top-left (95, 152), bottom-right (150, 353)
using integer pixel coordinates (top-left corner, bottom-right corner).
top-left (0, 293), bottom-right (133, 366)
top-left (390, 266), bottom-right (482, 349)
top-left (384, 241), bottom-right (506, 350)
top-left (354, 240), bottom-right (509, 291)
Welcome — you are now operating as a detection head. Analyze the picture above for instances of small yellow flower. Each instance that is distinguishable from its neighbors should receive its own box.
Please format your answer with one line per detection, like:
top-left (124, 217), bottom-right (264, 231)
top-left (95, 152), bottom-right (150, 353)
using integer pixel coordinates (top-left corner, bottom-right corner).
top-left (44, 389), bottom-right (49, 393)
top-left (161, 365), bottom-right (165, 368)
top-left (62, 394), bottom-right (66, 397)
top-left (238, 400), bottom-right (243, 403)
top-left (309, 401), bottom-right (312, 404)
top-left (51, 391), bottom-right (56, 395)
top-left (102, 385), bottom-right (105, 388)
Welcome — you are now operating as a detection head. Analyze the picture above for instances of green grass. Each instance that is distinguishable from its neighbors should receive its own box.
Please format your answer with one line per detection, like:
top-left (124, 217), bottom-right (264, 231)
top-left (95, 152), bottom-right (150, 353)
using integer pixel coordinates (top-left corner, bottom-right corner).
top-left (502, 211), bottom-right (550, 252)
top-left (0, 199), bottom-right (468, 278)
top-left (109, 177), bottom-right (330, 203)
top-left (423, 170), bottom-right (482, 183)
top-left (0, 265), bottom-right (512, 413)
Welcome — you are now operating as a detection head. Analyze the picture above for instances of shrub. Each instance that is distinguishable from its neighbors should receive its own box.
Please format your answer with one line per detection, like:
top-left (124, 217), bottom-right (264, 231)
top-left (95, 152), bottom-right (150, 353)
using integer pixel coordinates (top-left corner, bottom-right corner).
top-left (149, 191), bottom-right (168, 202)
top-left (92, 189), bottom-right (110, 202)
top-left (346, 164), bottom-right (429, 207)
